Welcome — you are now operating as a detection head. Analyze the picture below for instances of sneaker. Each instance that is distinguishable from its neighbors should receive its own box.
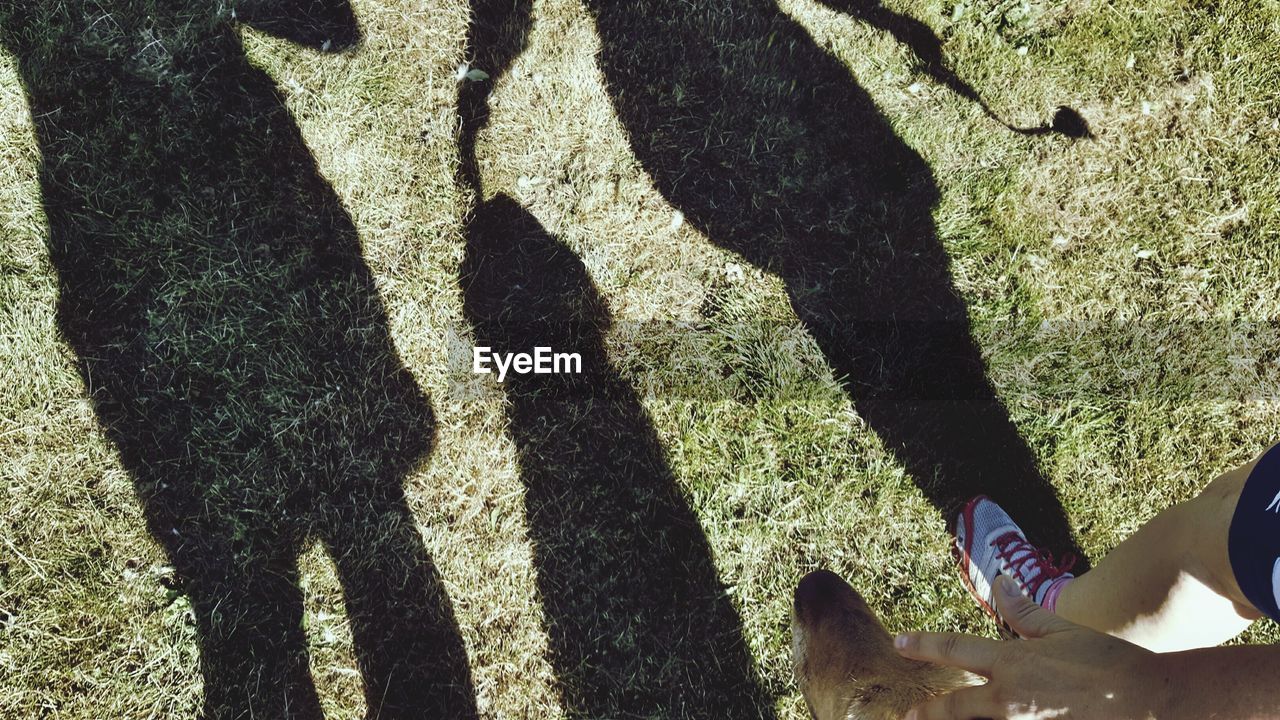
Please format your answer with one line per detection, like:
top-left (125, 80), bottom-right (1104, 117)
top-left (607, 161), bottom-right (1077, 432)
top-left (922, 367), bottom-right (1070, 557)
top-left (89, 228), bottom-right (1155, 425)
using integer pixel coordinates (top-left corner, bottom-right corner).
top-left (953, 495), bottom-right (1075, 633)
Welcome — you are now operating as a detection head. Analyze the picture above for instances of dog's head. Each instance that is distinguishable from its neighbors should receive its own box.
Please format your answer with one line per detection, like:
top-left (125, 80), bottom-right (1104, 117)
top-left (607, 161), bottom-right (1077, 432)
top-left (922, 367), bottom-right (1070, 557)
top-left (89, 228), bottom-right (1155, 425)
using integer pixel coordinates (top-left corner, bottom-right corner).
top-left (792, 570), bottom-right (976, 720)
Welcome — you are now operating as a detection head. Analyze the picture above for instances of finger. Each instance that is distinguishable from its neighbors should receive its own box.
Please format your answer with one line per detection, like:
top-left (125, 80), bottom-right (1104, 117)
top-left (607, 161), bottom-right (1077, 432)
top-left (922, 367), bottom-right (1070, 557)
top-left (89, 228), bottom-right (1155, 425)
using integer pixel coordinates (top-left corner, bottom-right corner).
top-left (894, 631), bottom-right (1001, 676)
top-left (992, 576), bottom-right (1076, 639)
top-left (904, 685), bottom-right (1000, 720)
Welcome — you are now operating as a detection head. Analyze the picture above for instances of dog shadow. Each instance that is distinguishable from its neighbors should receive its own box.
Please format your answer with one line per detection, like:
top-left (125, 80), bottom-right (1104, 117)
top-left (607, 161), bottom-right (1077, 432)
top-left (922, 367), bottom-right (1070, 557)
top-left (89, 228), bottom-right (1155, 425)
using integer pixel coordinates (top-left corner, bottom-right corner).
top-left (1, 2), bottom-right (476, 717)
top-left (461, 194), bottom-right (777, 717)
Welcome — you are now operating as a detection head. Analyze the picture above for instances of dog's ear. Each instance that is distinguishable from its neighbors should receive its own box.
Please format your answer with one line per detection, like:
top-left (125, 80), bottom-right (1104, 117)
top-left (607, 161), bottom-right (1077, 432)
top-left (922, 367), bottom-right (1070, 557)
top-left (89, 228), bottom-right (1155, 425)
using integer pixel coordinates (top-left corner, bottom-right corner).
top-left (234, 0), bottom-right (362, 51)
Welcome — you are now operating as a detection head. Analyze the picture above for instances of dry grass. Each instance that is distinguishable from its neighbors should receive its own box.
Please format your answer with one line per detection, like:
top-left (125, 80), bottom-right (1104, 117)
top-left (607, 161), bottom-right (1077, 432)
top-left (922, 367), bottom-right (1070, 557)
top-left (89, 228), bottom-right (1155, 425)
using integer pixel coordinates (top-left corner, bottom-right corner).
top-left (2, 0), bottom-right (1279, 717)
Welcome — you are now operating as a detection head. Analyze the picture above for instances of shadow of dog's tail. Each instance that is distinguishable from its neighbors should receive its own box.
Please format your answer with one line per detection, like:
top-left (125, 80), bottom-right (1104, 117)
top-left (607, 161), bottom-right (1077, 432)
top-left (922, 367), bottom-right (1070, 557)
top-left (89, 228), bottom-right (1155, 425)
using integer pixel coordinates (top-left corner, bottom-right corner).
top-left (792, 570), bottom-right (981, 720)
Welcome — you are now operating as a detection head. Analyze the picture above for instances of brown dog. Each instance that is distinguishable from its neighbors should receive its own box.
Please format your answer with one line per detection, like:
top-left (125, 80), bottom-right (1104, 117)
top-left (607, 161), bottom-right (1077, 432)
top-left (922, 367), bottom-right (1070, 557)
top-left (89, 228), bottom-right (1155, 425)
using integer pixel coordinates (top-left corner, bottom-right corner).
top-left (792, 570), bottom-right (982, 719)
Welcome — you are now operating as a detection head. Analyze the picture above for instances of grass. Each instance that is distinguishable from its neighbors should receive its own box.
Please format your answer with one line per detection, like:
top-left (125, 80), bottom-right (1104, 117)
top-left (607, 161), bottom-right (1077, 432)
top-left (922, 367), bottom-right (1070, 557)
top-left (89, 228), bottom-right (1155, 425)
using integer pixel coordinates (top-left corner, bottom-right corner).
top-left (2, 0), bottom-right (1280, 717)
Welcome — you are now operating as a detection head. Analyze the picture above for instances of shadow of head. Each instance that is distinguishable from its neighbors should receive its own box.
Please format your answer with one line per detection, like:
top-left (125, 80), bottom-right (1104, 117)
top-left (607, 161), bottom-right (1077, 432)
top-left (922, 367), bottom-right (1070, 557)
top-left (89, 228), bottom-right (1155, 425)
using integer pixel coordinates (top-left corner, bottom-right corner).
top-left (236, 0), bottom-right (362, 50)
top-left (793, 570), bottom-right (979, 720)
top-left (462, 194), bottom-right (611, 337)
top-left (0, 0), bottom-right (361, 71)
top-left (1050, 106), bottom-right (1093, 139)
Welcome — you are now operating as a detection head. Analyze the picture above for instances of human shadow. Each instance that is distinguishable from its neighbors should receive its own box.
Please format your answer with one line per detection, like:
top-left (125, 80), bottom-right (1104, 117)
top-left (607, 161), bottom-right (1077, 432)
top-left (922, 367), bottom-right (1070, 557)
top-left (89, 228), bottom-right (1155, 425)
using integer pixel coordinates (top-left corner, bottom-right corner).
top-left (461, 194), bottom-right (776, 717)
top-left (457, 4), bottom-right (776, 715)
top-left (1, 2), bottom-right (476, 717)
top-left (576, 0), bottom-right (1085, 559)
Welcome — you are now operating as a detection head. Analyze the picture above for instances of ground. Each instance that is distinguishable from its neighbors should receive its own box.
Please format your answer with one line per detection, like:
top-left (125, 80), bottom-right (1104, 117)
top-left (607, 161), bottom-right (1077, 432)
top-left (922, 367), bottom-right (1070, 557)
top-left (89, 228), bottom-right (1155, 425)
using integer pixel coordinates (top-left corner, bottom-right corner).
top-left (1, 0), bottom-right (1279, 717)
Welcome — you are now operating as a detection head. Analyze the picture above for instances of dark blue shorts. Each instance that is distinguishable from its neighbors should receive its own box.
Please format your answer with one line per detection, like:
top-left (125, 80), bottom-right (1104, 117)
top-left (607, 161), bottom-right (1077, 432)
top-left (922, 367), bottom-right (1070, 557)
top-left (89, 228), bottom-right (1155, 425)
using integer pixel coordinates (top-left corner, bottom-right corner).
top-left (1228, 443), bottom-right (1280, 622)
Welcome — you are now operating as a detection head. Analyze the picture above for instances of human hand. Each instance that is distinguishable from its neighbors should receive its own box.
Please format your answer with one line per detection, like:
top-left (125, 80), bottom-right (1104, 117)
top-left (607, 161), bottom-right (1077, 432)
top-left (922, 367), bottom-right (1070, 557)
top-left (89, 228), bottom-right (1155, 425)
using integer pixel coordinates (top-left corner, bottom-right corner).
top-left (893, 576), bottom-right (1168, 719)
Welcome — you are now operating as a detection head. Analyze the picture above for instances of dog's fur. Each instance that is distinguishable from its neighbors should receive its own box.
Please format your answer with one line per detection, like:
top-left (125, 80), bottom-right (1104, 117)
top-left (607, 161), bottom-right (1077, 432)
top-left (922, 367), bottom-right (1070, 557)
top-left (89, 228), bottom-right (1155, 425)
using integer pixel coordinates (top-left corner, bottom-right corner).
top-left (792, 570), bottom-right (981, 720)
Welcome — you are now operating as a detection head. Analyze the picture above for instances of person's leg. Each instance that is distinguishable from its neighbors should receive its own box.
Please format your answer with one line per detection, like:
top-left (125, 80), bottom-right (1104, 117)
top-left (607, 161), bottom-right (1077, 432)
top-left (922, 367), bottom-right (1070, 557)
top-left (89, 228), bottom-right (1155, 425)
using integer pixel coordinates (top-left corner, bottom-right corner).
top-left (1053, 449), bottom-right (1269, 652)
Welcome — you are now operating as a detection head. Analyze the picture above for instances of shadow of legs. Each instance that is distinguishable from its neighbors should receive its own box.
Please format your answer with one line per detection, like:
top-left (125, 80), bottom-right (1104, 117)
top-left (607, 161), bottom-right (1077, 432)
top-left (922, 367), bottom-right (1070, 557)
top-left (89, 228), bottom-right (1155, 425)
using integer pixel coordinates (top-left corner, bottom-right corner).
top-left (172, 537), bottom-right (323, 720)
top-left (322, 490), bottom-right (479, 720)
top-left (791, 277), bottom-right (1081, 557)
top-left (461, 195), bottom-right (777, 718)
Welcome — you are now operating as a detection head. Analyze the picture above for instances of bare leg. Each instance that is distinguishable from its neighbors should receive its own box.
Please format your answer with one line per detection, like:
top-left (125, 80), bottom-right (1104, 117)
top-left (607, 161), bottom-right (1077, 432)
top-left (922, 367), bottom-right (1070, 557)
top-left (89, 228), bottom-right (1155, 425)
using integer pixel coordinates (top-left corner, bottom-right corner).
top-left (1054, 448), bottom-right (1270, 652)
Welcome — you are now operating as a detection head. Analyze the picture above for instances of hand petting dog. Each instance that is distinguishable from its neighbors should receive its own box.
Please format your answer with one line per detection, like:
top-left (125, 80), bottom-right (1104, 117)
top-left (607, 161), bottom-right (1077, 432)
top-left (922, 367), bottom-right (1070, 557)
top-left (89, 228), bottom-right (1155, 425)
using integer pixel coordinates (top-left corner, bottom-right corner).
top-left (894, 576), bottom-right (1161, 720)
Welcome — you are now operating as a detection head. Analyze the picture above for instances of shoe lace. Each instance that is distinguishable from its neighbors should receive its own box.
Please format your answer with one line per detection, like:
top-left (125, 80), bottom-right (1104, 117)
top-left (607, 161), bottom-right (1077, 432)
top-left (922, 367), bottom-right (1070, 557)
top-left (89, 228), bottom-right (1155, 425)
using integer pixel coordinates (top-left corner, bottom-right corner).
top-left (990, 531), bottom-right (1076, 598)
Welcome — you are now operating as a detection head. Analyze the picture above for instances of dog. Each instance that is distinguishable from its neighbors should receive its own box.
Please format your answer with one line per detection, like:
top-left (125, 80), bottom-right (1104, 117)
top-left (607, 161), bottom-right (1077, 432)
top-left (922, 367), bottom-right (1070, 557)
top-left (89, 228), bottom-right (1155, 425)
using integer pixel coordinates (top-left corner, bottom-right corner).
top-left (792, 570), bottom-right (982, 719)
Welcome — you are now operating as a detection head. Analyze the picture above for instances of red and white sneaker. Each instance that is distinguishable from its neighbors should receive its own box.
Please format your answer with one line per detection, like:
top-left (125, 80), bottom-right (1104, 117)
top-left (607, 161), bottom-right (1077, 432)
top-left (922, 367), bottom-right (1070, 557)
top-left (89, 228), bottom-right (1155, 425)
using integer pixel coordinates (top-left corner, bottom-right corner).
top-left (954, 495), bottom-right (1075, 634)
